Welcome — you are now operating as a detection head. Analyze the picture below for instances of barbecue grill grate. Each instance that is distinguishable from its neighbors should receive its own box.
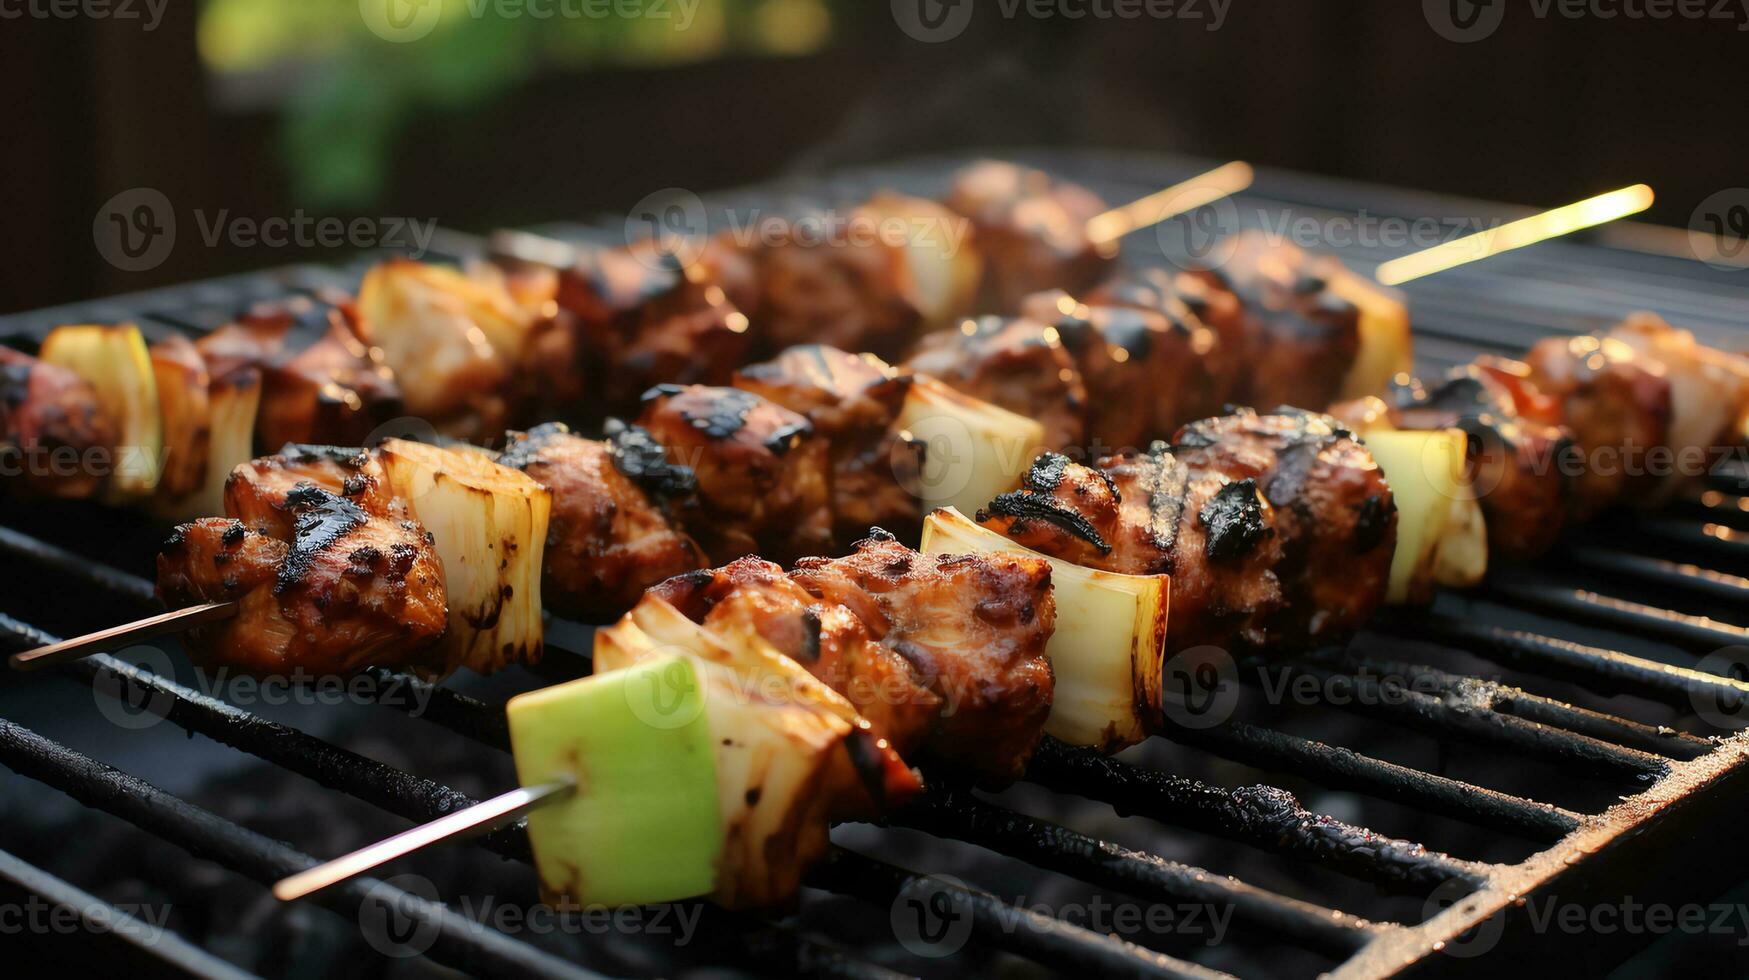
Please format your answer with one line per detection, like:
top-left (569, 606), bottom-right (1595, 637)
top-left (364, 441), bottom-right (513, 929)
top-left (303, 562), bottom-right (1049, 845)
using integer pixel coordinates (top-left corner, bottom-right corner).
top-left (2, 151), bottom-right (1747, 979)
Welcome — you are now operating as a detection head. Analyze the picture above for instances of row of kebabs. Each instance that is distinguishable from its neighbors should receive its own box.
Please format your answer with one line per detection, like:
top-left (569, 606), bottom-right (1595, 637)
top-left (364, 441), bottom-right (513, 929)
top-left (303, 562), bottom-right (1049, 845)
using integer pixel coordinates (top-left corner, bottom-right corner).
top-left (0, 160), bottom-right (1409, 507)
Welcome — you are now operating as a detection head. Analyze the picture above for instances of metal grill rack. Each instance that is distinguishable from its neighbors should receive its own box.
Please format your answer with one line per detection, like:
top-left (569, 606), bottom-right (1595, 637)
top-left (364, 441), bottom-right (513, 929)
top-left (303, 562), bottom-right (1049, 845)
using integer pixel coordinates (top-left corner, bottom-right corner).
top-left (1, 151), bottom-right (1746, 978)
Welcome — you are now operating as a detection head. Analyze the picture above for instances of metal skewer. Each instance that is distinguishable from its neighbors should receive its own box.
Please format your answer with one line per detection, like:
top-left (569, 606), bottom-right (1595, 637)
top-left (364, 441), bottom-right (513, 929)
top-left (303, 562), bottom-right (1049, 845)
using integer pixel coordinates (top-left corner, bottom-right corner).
top-left (273, 780), bottom-right (576, 902)
top-left (7, 600), bottom-right (238, 671)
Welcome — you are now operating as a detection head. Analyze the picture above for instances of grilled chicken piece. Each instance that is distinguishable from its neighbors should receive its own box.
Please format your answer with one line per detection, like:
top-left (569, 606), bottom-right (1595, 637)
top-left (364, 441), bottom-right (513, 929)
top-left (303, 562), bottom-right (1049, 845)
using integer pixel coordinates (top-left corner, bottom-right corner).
top-left (197, 294), bottom-right (401, 450)
top-left (224, 444), bottom-right (400, 540)
top-left (733, 345), bottom-right (923, 543)
top-left (656, 532), bottom-right (1056, 781)
top-left (1185, 233), bottom-right (1360, 411)
top-left (1522, 334), bottom-right (1672, 519)
top-left (651, 555), bottom-right (943, 765)
top-left (726, 213), bottom-right (924, 361)
top-left (0, 347), bottom-right (115, 499)
top-left (1607, 313), bottom-right (1749, 499)
top-left (1359, 363), bottom-right (1578, 561)
top-left (636, 384), bottom-right (834, 564)
top-left (1019, 290), bottom-right (1214, 450)
top-left (1174, 409), bottom-right (1395, 649)
top-left (499, 422), bottom-right (707, 622)
top-left (905, 316), bottom-right (1088, 451)
top-left (944, 161), bottom-right (1115, 312)
top-left (557, 245), bottom-right (751, 418)
top-left (1083, 268), bottom-right (1245, 423)
top-left (979, 450), bottom-right (1283, 655)
top-left (156, 492), bottom-right (447, 677)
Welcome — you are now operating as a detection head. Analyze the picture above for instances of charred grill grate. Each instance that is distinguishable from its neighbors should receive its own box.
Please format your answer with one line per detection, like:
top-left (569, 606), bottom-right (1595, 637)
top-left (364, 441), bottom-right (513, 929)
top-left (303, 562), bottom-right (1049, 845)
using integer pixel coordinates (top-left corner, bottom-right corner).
top-left (1, 151), bottom-right (1747, 979)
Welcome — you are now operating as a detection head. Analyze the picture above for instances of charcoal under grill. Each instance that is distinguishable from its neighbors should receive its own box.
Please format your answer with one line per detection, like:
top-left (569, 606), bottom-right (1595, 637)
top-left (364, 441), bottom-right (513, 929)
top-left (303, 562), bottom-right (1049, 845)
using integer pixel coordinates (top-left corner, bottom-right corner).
top-left (1, 151), bottom-right (1747, 979)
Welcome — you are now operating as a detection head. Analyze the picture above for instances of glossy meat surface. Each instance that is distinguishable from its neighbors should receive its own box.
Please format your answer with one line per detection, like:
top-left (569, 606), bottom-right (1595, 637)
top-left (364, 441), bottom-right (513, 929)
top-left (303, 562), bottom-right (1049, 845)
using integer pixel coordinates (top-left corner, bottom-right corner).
top-left (944, 161), bottom-right (1114, 312)
top-left (1174, 409), bottom-right (1395, 649)
top-left (979, 449), bottom-right (1283, 655)
top-left (1185, 233), bottom-right (1360, 411)
top-left (0, 347), bottom-right (115, 499)
top-left (733, 345), bottom-right (922, 543)
top-left (656, 533), bottom-right (1055, 781)
top-left (557, 245), bottom-right (751, 418)
top-left (198, 294), bottom-right (401, 449)
top-left (636, 384), bottom-right (834, 564)
top-left (157, 491), bottom-right (447, 677)
top-left (905, 316), bottom-right (1087, 451)
top-left (729, 214), bottom-right (923, 361)
top-left (1523, 334), bottom-right (1673, 518)
top-left (500, 422), bottom-right (706, 622)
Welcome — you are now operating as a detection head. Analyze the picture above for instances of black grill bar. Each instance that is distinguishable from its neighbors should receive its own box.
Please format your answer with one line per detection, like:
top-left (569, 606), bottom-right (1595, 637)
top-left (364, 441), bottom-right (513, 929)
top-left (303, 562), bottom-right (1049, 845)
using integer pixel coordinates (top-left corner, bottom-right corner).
top-left (1324, 653), bottom-right (1713, 760)
top-left (1376, 612), bottom-right (1749, 709)
top-left (0, 617), bottom-right (1234, 977)
top-left (1158, 720), bottom-right (1581, 841)
top-left (895, 789), bottom-right (1376, 959)
top-left (1480, 571), bottom-right (1748, 651)
top-left (1561, 547), bottom-right (1749, 605)
top-left (0, 846), bottom-right (259, 980)
top-left (0, 720), bottom-right (606, 980)
top-left (1022, 738), bottom-right (1491, 893)
top-left (1269, 662), bottom-right (1673, 778)
top-left (809, 850), bottom-right (1236, 980)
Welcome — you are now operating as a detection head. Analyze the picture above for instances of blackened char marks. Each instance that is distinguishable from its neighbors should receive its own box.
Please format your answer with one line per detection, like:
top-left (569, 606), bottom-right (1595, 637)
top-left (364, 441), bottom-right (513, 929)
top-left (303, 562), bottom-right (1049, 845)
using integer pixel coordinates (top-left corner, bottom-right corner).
top-left (276, 486), bottom-right (368, 594)
top-left (1199, 478), bottom-right (1270, 561)
top-left (980, 489), bottom-right (1112, 554)
top-left (604, 419), bottom-right (698, 499)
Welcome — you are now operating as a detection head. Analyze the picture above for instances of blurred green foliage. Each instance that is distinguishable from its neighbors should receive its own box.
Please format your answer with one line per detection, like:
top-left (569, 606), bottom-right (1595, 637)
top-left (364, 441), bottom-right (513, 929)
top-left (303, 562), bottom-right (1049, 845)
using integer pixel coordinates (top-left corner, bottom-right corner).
top-left (199, 0), bottom-right (834, 206)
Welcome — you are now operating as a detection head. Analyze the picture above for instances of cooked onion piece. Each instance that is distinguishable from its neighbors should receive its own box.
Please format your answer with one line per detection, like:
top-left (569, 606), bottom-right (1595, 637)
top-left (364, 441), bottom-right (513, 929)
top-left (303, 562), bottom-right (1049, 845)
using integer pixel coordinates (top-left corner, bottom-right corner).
top-left (509, 653), bottom-right (723, 908)
top-left (896, 375), bottom-right (1045, 520)
top-left (1361, 428), bottom-right (1482, 603)
top-left (148, 335), bottom-right (212, 502)
top-left (855, 193), bottom-right (981, 328)
top-left (921, 506), bottom-right (1167, 751)
top-left (157, 369), bottom-right (263, 521)
top-left (356, 261), bottom-right (519, 439)
top-left (1329, 265), bottom-right (1413, 401)
top-left (378, 438), bottom-right (549, 675)
top-left (39, 323), bottom-right (163, 500)
top-left (594, 594), bottom-right (893, 908)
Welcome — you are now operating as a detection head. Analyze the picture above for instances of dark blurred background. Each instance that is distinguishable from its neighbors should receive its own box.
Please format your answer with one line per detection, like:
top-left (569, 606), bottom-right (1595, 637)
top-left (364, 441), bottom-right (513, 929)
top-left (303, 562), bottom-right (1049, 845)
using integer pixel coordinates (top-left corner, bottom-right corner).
top-left (3, 0), bottom-right (1745, 314)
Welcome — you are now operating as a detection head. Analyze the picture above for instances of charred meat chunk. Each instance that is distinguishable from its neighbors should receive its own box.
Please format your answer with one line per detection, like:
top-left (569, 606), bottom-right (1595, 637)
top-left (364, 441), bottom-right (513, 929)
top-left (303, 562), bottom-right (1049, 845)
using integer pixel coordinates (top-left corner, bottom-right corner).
top-left (500, 422), bottom-right (707, 622)
top-left (636, 384), bottom-right (834, 565)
